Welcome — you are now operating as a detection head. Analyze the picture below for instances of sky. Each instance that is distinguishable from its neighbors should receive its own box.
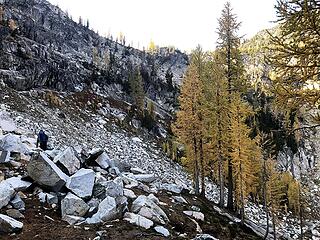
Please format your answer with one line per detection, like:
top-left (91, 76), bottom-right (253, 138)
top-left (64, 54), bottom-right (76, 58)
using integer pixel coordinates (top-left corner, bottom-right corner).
top-left (47, 0), bottom-right (277, 51)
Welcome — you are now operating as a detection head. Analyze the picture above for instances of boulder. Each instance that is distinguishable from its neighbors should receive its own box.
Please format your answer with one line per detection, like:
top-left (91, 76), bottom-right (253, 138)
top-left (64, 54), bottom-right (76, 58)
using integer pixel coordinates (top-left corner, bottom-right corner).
top-left (0, 134), bottom-right (29, 154)
top-left (131, 195), bottom-right (168, 224)
top-left (45, 149), bottom-right (61, 160)
top-left (94, 152), bottom-right (111, 169)
top-left (161, 183), bottom-right (183, 194)
top-left (62, 215), bottom-right (85, 225)
top-left (27, 152), bottom-right (68, 191)
top-left (123, 212), bottom-right (153, 229)
top-left (183, 211), bottom-right (204, 221)
top-left (6, 209), bottom-right (24, 220)
top-left (61, 193), bottom-right (89, 218)
top-left (116, 196), bottom-right (128, 213)
top-left (53, 147), bottom-right (80, 175)
top-left (0, 214), bottom-right (23, 233)
top-left (103, 180), bottom-right (124, 198)
top-left (124, 189), bottom-right (137, 199)
top-left (46, 193), bottom-right (58, 204)
top-left (0, 181), bottom-right (15, 209)
top-left (86, 196), bottom-right (118, 224)
top-left (131, 174), bottom-right (157, 183)
top-left (5, 177), bottom-right (32, 191)
top-left (130, 167), bottom-right (146, 174)
top-left (0, 150), bottom-right (10, 163)
top-left (10, 194), bottom-right (25, 210)
top-left (66, 168), bottom-right (95, 199)
top-left (154, 226), bottom-right (170, 237)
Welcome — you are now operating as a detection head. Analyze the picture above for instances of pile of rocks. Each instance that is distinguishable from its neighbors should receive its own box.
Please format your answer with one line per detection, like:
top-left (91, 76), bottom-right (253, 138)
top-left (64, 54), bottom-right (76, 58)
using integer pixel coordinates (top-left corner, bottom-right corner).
top-left (0, 131), bottom-right (191, 237)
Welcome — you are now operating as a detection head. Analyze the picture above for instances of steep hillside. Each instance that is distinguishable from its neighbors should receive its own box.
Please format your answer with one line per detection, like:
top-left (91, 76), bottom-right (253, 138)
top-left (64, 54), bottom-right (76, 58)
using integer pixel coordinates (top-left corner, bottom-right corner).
top-left (0, 0), bottom-right (188, 112)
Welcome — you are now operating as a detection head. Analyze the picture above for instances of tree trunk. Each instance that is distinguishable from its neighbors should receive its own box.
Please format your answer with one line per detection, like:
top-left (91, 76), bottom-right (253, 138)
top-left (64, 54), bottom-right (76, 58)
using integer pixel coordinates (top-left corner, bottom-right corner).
top-left (299, 185), bottom-right (303, 240)
top-left (218, 154), bottom-right (225, 207)
top-left (200, 138), bottom-right (205, 197)
top-left (263, 161), bottom-right (269, 240)
top-left (193, 137), bottom-right (200, 195)
top-left (226, 36), bottom-right (234, 211)
top-left (272, 210), bottom-right (276, 240)
top-left (227, 158), bottom-right (234, 210)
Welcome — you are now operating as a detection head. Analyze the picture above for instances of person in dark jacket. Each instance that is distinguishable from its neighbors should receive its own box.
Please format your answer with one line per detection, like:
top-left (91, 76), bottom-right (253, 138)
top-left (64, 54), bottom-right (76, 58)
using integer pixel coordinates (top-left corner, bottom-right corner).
top-left (36, 130), bottom-right (48, 150)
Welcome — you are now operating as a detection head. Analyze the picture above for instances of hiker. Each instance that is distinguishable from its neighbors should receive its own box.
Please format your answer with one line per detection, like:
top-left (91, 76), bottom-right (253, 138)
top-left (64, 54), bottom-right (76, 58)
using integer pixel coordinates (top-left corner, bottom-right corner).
top-left (36, 130), bottom-right (48, 150)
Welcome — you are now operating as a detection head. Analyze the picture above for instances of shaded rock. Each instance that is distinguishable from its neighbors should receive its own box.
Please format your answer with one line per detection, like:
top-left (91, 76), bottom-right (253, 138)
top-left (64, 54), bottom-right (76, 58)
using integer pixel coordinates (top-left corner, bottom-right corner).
top-left (94, 152), bottom-right (110, 169)
top-left (108, 167), bottom-right (120, 176)
top-left (66, 168), bottom-right (95, 199)
top-left (154, 225), bottom-right (170, 237)
top-left (86, 196), bottom-right (118, 224)
top-left (5, 177), bottom-right (32, 191)
top-left (61, 193), bottom-right (89, 217)
top-left (6, 209), bottom-right (24, 220)
top-left (10, 194), bottom-right (25, 210)
top-left (0, 214), bottom-right (23, 233)
top-left (0, 181), bottom-right (15, 209)
top-left (53, 147), bottom-right (80, 175)
top-left (130, 167), bottom-right (146, 174)
top-left (123, 212), bottom-right (153, 229)
top-left (27, 152), bottom-right (68, 191)
top-left (183, 211), bottom-right (204, 221)
top-left (116, 196), bottom-right (128, 214)
top-left (92, 183), bottom-right (107, 200)
top-left (46, 193), bottom-right (58, 204)
top-left (0, 150), bottom-right (10, 163)
top-left (103, 180), bottom-right (123, 198)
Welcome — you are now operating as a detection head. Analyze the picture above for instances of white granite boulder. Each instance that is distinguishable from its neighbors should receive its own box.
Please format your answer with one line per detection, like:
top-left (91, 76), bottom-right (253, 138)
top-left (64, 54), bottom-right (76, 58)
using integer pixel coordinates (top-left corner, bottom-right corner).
top-left (154, 226), bottom-right (170, 237)
top-left (53, 147), bottom-right (80, 175)
top-left (123, 212), bottom-right (153, 229)
top-left (0, 134), bottom-right (29, 154)
top-left (86, 196), bottom-right (118, 224)
top-left (0, 181), bottom-right (15, 209)
top-left (131, 174), bottom-right (157, 183)
top-left (183, 211), bottom-right (204, 221)
top-left (66, 168), bottom-right (95, 199)
top-left (0, 214), bottom-right (23, 233)
top-left (61, 193), bottom-right (89, 218)
top-left (131, 195), bottom-right (168, 224)
top-left (5, 177), bottom-right (32, 191)
top-left (161, 183), bottom-right (183, 194)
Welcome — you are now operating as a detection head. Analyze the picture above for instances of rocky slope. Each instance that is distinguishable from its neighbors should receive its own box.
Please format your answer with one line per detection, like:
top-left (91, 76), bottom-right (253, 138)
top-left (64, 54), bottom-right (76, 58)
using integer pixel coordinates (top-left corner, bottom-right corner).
top-left (0, 86), bottom-right (264, 240)
top-left (0, 0), bottom-right (188, 113)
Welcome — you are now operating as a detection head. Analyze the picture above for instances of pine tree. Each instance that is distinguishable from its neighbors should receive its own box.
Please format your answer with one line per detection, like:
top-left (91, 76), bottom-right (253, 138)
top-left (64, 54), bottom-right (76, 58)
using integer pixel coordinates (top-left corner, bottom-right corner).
top-left (265, 159), bottom-right (286, 240)
top-left (148, 40), bottom-right (157, 54)
top-left (173, 53), bottom-right (205, 195)
top-left (216, 1), bottom-right (246, 211)
top-left (202, 51), bottom-right (229, 207)
top-left (129, 67), bottom-right (145, 114)
top-left (229, 93), bottom-right (257, 223)
top-left (268, 0), bottom-right (320, 108)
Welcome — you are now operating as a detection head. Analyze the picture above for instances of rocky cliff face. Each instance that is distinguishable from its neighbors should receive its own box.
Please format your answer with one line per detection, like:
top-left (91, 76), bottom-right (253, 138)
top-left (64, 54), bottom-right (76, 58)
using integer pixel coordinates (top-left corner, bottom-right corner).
top-left (0, 0), bottom-right (188, 112)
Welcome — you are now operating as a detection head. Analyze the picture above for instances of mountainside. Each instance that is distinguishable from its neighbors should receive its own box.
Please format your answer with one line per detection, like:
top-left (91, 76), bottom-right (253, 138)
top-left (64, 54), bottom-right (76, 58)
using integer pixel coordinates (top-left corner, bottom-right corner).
top-left (0, 0), bottom-right (188, 112)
